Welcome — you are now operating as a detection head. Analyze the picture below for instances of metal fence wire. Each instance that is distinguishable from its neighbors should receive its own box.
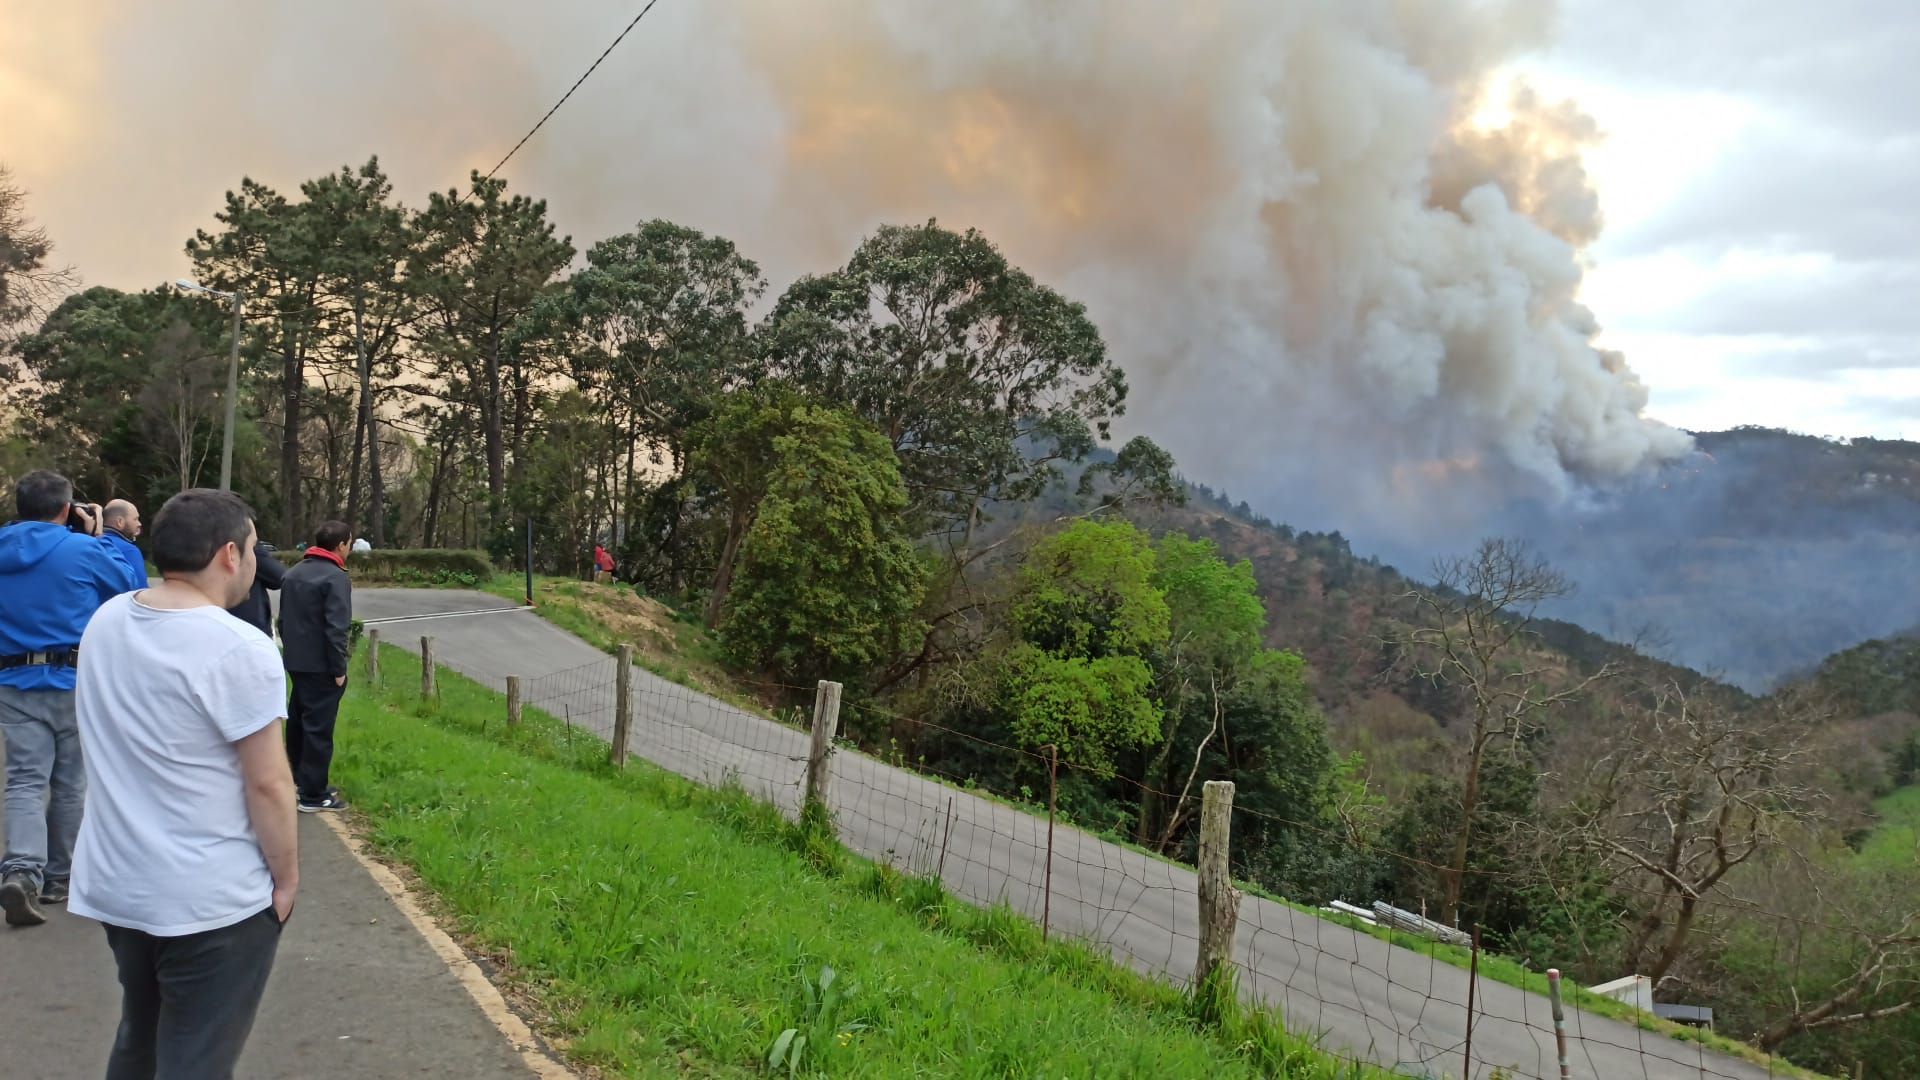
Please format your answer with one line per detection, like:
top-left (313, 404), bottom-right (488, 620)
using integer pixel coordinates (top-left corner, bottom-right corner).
top-left (390, 632), bottom-right (1834, 1080)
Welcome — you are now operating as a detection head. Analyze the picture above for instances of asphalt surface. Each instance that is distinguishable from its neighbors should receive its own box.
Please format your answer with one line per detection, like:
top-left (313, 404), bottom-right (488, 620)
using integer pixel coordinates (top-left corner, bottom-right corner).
top-left (355, 589), bottom-right (1780, 1080)
top-left (0, 789), bottom-right (534, 1076)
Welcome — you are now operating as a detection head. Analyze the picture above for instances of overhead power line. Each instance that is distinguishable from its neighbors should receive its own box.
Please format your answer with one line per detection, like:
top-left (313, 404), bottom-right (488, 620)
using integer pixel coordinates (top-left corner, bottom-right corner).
top-left (475, 0), bottom-right (668, 188)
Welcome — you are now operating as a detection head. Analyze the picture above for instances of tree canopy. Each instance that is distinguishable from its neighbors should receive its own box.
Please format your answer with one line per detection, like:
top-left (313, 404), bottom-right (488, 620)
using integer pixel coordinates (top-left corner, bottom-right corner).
top-left (719, 404), bottom-right (927, 687)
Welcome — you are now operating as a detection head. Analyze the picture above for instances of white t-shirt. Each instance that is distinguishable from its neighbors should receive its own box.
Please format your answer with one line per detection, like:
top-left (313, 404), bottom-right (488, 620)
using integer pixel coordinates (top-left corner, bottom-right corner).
top-left (70, 592), bottom-right (288, 936)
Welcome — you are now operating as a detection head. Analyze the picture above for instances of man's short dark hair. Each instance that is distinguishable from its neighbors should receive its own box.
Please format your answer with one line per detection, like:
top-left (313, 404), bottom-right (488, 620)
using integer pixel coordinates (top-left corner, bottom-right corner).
top-left (14, 470), bottom-right (73, 522)
top-left (313, 520), bottom-right (352, 551)
top-left (152, 489), bottom-right (256, 574)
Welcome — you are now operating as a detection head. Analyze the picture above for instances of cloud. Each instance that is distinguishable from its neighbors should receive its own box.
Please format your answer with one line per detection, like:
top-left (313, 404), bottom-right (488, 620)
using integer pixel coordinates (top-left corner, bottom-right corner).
top-left (1616, 122), bottom-right (1920, 262)
top-left (1845, 389), bottom-right (1920, 428)
top-left (1733, 339), bottom-right (1920, 381)
top-left (1649, 258), bottom-right (1920, 339)
top-left (1548, 0), bottom-right (1920, 139)
top-left (1539, 1), bottom-right (1920, 435)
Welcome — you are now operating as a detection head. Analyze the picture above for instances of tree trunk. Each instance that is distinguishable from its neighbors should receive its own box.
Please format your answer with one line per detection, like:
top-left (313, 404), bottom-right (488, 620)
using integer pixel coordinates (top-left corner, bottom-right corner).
top-left (1442, 729), bottom-right (1488, 927)
top-left (704, 508), bottom-right (751, 628)
top-left (482, 342), bottom-right (506, 545)
top-left (510, 358), bottom-right (530, 487)
top-left (172, 397), bottom-right (194, 491)
top-left (423, 436), bottom-right (453, 549)
top-left (1625, 891), bottom-right (1672, 974)
top-left (1136, 728), bottom-right (1178, 845)
top-left (368, 415), bottom-right (387, 547)
top-left (279, 330), bottom-right (304, 546)
top-left (321, 408), bottom-right (342, 520)
top-left (1645, 896), bottom-right (1698, 984)
top-left (345, 294), bottom-right (370, 532)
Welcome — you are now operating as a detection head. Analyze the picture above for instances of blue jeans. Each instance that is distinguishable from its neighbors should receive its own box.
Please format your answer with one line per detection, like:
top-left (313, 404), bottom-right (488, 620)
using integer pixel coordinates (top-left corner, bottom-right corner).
top-left (0, 684), bottom-right (85, 891)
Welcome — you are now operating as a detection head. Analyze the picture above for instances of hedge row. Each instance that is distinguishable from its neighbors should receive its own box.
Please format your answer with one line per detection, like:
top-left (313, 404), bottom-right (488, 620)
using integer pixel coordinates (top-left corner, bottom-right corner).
top-left (272, 548), bottom-right (495, 586)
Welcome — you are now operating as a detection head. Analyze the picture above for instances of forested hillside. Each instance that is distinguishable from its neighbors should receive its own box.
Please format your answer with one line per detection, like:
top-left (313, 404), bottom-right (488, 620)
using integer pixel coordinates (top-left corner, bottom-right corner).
top-left (1496, 428), bottom-right (1920, 690)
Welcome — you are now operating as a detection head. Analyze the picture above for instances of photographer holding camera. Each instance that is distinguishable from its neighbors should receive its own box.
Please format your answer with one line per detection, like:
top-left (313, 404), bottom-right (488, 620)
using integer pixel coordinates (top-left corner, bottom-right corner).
top-left (0, 470), bottom-right (144, 926)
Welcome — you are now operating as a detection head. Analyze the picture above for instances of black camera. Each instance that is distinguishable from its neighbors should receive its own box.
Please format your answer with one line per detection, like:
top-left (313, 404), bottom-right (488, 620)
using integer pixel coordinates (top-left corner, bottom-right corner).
top-left (68, 501), bottom-right (103, 534)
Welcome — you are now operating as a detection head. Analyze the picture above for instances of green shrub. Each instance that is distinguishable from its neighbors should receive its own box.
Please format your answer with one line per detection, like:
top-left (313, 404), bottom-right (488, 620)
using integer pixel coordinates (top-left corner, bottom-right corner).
top-left (273, 548), bottom-right (494, 587)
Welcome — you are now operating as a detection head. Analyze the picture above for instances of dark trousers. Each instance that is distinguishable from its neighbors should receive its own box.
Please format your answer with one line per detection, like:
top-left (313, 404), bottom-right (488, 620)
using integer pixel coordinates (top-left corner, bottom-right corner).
top-left (103, 906), bottom-right (281, 1080)
top-left (286, 672), bottom-right (345, 800)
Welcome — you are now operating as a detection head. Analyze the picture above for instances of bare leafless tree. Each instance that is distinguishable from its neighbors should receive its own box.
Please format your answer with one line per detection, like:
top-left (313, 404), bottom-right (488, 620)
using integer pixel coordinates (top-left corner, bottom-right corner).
top-left (1717, 844), bottom-right (1920, 1054)
top-left (1756, 905), bottom-right (1920, 1051)
top-left (137, 320), bottom-right (226, 491)
top-left (1397, 537), bottom-right (1617, 926)
top-left (1560, 681), bottom-right (1829, 983)
top-left (0, 165), bottom-right (76, 352)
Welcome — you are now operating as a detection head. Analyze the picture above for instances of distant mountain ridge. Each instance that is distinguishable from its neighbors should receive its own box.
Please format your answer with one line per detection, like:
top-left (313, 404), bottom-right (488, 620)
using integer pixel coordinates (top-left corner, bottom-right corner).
top-left (1023, 426), bottom-right (1916, 747)
top-left (1516, 428), bottom-right (1920, 689)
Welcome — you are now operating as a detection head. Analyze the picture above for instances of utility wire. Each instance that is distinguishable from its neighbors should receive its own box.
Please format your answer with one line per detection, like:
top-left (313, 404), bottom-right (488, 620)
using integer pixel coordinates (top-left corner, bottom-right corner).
top-left (473, 0), bottom-right (666, 190)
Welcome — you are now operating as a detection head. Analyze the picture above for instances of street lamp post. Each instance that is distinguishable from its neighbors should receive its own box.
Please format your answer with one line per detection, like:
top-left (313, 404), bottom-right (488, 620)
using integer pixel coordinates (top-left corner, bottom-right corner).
top-left (173, 279), bottom-right (244, 491)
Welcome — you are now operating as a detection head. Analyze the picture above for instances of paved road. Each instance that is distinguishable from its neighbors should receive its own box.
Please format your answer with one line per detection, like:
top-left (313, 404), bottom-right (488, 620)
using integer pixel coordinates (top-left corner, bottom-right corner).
top-left (358, 589), bottom-right (1778, 1080)
top-left (0, 781), bottom-right (536, 1076)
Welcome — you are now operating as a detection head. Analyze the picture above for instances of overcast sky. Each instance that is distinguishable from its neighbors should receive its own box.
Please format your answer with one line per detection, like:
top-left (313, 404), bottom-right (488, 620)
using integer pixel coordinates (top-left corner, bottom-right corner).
top-left (1523, 0), bottom-right (1920, 439)
top-left (4, 0), bottom-right (1915, 442)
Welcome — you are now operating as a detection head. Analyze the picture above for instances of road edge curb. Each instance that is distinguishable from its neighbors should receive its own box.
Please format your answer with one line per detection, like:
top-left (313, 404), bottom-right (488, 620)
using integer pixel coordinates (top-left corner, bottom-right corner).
top-left (314, 812), bottom-right (580, 1079)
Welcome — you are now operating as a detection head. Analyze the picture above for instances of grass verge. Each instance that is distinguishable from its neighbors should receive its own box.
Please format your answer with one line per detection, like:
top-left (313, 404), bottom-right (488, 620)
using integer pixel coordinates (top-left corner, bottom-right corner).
top-left (474, 574), bottom-right (772, 716)
top-left (334, 641), bottom-right (1388, 1078)
top-left (1859, 784), bottom-right (1920, 868)
top-left (1297, 904), bottom-right (1827, 1078)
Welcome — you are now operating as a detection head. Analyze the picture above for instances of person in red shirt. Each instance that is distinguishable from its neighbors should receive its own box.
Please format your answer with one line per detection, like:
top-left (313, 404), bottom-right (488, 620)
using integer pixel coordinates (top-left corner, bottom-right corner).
top-left (593, 544), bottom-right (616, 585)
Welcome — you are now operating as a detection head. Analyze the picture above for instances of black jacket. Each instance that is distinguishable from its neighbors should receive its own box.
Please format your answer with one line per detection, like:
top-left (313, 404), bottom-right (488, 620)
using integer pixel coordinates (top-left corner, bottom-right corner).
top-left (279, 552), bottom-right (352, 677)
top-left (226, 543), bottom-right (286, 637)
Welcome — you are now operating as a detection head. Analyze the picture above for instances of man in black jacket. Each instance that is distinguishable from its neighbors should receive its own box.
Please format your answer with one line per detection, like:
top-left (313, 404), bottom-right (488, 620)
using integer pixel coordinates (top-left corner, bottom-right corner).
top-left (278, 521), bottom-right (352, 812)
top-left (226, 541), bottom-right (286, 638)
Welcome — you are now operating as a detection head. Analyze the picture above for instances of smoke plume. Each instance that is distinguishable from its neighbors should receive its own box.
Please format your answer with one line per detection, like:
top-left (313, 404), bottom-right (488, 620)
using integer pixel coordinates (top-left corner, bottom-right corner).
top-left (7, 0), bottom-right (1687, 540)
top-left (719, 0), bottom-right (1692, 536)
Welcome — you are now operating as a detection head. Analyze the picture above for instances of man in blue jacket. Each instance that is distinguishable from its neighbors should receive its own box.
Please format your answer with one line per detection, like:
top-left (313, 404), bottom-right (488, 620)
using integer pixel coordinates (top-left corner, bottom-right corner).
top-left (100, 499), bottom-right (147, 588)
top-left (0, 470), bottom-right (143, 926)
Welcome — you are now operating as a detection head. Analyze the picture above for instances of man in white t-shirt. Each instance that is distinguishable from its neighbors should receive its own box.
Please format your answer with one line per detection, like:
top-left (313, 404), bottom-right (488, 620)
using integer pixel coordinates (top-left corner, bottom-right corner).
top-left (72, 488), bottom-right (299, 1079)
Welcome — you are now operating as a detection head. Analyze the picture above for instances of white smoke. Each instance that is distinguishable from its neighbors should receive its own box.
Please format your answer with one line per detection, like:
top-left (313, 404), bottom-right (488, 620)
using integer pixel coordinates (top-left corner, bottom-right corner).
top-left (716, 0), bottom-right (1692, 529)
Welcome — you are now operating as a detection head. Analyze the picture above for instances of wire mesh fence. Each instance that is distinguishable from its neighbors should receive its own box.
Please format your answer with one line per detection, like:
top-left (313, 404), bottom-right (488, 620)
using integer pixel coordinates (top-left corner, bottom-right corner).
top-left (383, 628), bottom-right (1830, 1080)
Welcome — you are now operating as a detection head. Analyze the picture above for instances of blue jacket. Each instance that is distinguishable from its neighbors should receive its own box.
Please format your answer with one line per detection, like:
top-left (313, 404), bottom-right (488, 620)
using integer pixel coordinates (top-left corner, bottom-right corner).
top-left (0, 521), bottom-right (142, 691)
top-left (103, 531), bottom-right (147, 590)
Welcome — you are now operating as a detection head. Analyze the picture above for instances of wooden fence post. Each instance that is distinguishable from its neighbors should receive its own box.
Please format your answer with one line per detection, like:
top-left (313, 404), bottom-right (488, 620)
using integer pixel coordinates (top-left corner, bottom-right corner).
top-left (805, 680), bottom-right (843, 811)
top-left (610, 644), bottom-right (633, 766)
top-left (1464, 924), bottom-right (1482, 1079)
top-left (1195, 780), bottom-right (1240, 991)
top-left (367, 627), bottom-right (380, 684)
top-left (506, 675), bottom-right (522, 728)
top-left (1547, 969), bottom-right (1572, 1080)
top-left (420, 636), bottom-right (436, 698)
top-left (1044, 744), bottom-right (1058, 941)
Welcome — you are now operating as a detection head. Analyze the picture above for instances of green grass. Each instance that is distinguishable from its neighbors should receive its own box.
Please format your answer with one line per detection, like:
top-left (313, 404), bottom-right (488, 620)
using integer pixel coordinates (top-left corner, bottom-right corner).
top-left (472, 573), bottom-right (775, 717)
top-left (1298, 903), bottom-right (1830, 1078)
top-left (333, 642), bottom-right (1389, 1078)
top-left (465, 579), bottom-right (1828, 1077)
top-left (1858, 785), bottom-right (1920, 868)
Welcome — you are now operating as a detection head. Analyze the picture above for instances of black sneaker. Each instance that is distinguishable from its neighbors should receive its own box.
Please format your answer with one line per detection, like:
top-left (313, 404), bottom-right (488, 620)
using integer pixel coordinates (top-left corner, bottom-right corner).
top-left (298, 792), bottom-right (349, 813)
top-left (38, 878), bottom-right (68, 905)
top-left (1, 872), bottom-right (46, 927)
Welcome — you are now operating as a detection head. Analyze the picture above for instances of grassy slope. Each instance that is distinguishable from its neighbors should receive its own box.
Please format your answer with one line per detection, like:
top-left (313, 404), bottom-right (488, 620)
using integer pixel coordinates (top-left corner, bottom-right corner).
top-left (462, 577), bottom-right (1827, 1078)
top-left (335, 641), bottom-right (1383, 1078)
top-left (1858, 785), bottom-right (1920, 868)
top-left (479, 575), bottom-right (773, 716)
